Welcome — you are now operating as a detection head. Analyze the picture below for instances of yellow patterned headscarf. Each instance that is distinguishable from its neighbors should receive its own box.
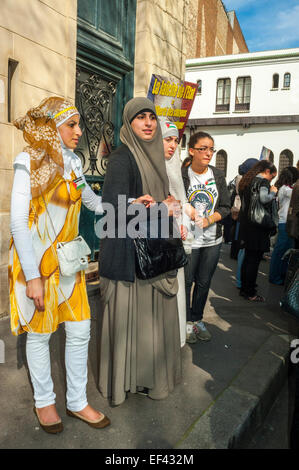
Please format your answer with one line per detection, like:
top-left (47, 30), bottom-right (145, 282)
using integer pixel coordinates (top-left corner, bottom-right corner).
top-left (13, 96), bottom-right (79, 198)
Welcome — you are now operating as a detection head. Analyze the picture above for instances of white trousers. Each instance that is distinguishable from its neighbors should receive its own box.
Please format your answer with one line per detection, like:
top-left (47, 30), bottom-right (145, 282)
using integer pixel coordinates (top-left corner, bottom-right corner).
top-left (26, 319), bottom-right (90, 411)
top-left (177, 267), bottom-right (187, 348)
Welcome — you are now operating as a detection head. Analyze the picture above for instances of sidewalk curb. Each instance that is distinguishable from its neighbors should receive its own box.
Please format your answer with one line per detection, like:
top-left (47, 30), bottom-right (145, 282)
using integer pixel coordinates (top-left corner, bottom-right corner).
top-left (175, 334), bottom-right (292, 449)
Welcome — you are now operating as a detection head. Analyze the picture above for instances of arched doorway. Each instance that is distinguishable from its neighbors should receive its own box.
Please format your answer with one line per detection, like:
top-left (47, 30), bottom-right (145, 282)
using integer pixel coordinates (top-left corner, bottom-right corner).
top-left (216, 150), bottom-right (227, 177)
top-left (279, 149), bottom-right (293, 174)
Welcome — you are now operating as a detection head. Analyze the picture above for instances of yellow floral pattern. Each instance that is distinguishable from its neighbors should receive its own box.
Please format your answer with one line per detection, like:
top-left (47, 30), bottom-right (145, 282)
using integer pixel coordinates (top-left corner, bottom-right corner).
top-left (13, 96), bottom-right (79, 198)
top-left (8, 173), bottom-right (90, 336)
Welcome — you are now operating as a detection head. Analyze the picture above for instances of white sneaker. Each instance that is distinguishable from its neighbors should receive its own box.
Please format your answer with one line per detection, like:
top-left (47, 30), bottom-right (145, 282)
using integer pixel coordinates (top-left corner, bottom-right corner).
top-left (193, 321), bottom-right (211, 341)
top-left (186, 321), bottom-right (197, 344)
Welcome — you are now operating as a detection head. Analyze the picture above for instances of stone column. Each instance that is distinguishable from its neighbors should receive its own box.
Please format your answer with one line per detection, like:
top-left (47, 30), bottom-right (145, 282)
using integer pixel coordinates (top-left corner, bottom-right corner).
top-left (134, 0), bottom-right (189, 97)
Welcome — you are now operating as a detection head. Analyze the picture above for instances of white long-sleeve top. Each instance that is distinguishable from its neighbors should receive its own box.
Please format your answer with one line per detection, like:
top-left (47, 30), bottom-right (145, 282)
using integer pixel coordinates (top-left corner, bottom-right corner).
top-left (165, 149), bottom-right (194, 253)
top-left (278, 185), bottom-right (293, 223)
top-left (10, 151), bottom-right (103, 282)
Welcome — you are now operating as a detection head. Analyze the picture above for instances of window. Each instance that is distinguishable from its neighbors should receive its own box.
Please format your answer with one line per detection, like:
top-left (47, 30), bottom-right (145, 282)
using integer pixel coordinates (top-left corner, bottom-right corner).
top-left (279, 149), bottom-right (293, 174)
top-left (181, 134), bottom-right (186, 149)
top-left (196, 80), bottom-right (202, 94)
top-left (235, 76), bottom-right (251, 111)
top-left (215, 150), bottom-right (227, 177)
top-left (216, 78), bottom-right (231, 112)
top-left (272, 74), bottom-right (279, 89)
top-left (283, 73), bottom-right (291, 88)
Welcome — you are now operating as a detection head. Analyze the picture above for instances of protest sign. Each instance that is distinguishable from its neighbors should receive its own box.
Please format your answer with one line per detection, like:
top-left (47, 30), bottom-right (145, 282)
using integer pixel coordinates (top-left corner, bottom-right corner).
top-left (147, 74), bottom-right (198, 142)
top-left (260, 146), bottom-right (272, 160)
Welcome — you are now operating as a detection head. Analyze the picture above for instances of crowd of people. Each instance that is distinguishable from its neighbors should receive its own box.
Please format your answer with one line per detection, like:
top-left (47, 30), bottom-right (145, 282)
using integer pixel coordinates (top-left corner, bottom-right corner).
top-left (8, 95), bottom-right (299, 445)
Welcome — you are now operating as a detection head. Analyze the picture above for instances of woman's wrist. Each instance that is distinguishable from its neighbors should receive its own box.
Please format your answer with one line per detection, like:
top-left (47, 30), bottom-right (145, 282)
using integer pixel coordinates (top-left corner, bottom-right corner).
top-left (206, 215), bottom-right (215, 226)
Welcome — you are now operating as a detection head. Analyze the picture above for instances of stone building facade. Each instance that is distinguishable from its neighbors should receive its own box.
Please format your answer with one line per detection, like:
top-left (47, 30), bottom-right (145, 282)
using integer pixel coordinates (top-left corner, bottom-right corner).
top-left (186, 0), bottom-right (248, 59)
top-left (134, 0), bottom-right (189, 96)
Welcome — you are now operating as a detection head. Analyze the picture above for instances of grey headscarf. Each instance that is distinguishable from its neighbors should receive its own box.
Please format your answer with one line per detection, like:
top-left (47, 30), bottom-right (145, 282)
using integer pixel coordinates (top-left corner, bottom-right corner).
top-left (120, 97), bottom-right (169, 201)
top-left (160, 119), bottom-right (179, 140)
top-left (160, 118), bottom-right (187, 204)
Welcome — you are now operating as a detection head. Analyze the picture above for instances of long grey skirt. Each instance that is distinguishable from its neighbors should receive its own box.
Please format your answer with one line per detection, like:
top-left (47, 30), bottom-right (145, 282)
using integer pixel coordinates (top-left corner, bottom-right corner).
top-left (98, 276), bottom-right (182, 406)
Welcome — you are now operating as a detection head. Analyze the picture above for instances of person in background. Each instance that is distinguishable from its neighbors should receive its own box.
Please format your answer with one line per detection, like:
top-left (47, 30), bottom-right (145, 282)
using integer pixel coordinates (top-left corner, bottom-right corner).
top-left (231, 158), bottom-right (260, 288)
top-left (9, 97), bottom-right (110, 434)
top-left (182, 131), bottom-right (230, 343)
top-left (287, 175), bottom-right (299, 249)
top-left (238, 160), bottom-right (278, 301)
top-left (269, 166), bottom-right (299, 284)
top-left (285, 159), bottom-right (299, 448)
top-left (230, 158), bottom-right (259, 261)
top-left (161, 119), bottom-right (193, 347)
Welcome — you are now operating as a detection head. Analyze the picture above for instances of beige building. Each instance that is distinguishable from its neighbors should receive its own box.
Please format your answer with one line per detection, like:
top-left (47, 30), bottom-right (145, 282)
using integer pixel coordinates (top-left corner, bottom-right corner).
top-left (0, 0), bottom-right (247, 318)
top-left (134, 0), bottom-right (189, 96)
top-left (188, 0), bottom-right (248, 58)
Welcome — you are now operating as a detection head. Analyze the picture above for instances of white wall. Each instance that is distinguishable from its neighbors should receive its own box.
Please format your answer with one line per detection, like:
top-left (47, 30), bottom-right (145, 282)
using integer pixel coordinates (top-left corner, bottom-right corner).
top-left (182, 49), bottom-right (299, 184)
top-left (186, 52), bottom-right (299, 119)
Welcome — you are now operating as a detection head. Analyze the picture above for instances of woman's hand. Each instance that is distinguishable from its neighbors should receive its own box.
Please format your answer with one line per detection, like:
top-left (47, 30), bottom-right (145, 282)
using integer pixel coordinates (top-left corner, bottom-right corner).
top-left (26, 278), bottom-right (45, 311)
top-left (163, 195), bottom-right (182, 218)
top-left (132, 194), bottom-right (155, 208)
top-left (194, 216), bottom-right (208, 228)
top-left (270, 185), bottom-right (278, 194)
top-left (180, 225), bottom-right (188, 241)
top-left (184, 204), bottom-right (196, 220)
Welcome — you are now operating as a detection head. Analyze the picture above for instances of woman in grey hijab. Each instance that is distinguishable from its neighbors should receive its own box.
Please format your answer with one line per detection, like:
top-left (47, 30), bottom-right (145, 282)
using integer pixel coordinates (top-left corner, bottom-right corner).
top-left (98, 98), bottom-right (182, 406)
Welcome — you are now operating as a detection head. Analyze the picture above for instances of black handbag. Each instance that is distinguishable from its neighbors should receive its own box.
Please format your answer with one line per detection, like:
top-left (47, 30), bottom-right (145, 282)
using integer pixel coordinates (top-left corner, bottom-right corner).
top-left (284, 249), bottom-right (299, 291)
top-left (280, 249), bottom-right (299, 319)
top-left (249, 179), bottom-right (278, 230)
top-left (134, 219), bottom-right (188, 280)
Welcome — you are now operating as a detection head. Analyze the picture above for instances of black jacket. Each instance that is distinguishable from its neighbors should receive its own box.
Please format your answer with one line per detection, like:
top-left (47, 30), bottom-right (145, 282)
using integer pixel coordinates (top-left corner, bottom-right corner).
top-left (99, 145), bottom-right (143, 282)
top-left (239, 176), bottom-right (273, 252)
top-left (181, 164), bottom-right (231, 240)
top-left (99, 144), bottom-right (172, 282)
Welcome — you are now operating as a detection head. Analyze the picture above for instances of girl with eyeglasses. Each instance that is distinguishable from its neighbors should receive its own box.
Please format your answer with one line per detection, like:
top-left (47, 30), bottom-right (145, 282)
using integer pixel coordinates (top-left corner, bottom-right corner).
top-left (182, 131), bottom-right (231, 343)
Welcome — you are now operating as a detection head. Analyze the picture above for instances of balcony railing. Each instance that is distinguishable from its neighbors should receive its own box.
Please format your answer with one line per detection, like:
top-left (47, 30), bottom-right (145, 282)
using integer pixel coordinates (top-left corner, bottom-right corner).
top-left (235, 102), bottom-right (250, 111)
top-left (215, 103), bottom-right (230, 112)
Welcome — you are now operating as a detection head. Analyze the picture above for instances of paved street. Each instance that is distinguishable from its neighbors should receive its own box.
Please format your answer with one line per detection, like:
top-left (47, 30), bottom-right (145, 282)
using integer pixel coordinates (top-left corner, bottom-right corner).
top-left (0, 244), bottom-right (298, 449)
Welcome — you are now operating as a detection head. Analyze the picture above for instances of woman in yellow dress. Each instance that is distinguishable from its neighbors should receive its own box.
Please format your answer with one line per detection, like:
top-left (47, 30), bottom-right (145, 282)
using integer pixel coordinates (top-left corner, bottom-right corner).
top-left (9, 96), bottom-right (110, 433)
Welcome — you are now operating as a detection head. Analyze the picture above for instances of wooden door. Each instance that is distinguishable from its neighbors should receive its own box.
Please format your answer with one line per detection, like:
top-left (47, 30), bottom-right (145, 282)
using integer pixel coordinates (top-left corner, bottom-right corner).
top-left (76, 0), bottom-right (137, 260)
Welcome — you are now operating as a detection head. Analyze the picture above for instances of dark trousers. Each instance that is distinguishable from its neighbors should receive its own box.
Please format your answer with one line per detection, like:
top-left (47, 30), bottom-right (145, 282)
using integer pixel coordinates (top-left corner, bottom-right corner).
top-left (269, 223), bottom-right (294, 285)
top-left (241, 249), bottom-right (264, 297)
top-left (230, 221), bottom-right (241, 259)
top-left (184, 244), bottom-right (221, 322)
top-left (222, 215), bottom-right (233, 243)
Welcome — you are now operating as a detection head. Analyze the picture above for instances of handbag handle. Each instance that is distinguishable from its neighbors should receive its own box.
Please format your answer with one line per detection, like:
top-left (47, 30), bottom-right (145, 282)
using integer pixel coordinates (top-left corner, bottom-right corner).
top-left (38, 188), bottom-right (76, 317)
top-left (40, 190), bottom-right (59, 242)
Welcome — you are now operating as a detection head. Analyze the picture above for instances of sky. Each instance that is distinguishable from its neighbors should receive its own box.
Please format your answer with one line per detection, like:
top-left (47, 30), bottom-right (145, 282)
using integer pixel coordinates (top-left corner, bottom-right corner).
top-left (223, 0), bottom-right (299, 52)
